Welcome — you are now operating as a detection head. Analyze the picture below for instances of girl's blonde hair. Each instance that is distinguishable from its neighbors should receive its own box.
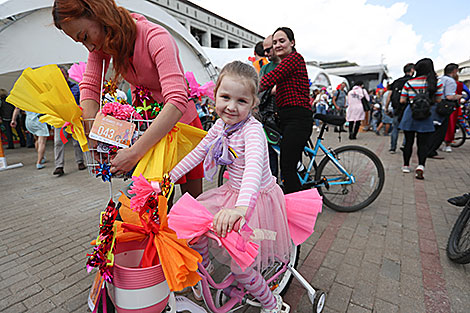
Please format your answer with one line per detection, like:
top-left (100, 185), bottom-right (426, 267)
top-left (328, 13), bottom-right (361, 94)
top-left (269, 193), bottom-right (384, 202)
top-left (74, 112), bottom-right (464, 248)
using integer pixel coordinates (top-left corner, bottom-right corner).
top-left (214, 61), bottom-right (259, 101)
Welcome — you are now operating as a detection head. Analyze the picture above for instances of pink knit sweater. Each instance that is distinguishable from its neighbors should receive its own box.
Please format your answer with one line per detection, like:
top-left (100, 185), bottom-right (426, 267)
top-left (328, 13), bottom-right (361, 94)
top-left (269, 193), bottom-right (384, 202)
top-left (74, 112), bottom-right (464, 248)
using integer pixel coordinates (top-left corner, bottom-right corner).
top-left (79, 13), bottom-right (197, 124)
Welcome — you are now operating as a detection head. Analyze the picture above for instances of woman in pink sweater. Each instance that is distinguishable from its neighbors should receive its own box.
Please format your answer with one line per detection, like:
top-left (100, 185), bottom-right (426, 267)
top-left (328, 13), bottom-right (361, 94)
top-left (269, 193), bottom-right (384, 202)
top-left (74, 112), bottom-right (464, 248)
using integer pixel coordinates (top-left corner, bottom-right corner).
top-left (53, 0), bottom-right (203, 197)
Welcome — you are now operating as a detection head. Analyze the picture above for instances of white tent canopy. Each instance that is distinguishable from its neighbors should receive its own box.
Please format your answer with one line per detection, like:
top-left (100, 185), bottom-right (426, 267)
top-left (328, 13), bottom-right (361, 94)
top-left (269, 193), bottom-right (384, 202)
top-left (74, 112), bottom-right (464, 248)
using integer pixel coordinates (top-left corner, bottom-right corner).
top-left (0, 0), bottom-right (216, 90)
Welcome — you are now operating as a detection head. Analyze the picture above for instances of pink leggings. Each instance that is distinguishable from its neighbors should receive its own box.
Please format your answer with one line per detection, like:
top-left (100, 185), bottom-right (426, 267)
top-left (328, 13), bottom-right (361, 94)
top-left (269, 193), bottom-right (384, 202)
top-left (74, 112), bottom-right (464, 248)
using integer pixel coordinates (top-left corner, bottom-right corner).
top-left (191, 236), bottom-right (277, 310)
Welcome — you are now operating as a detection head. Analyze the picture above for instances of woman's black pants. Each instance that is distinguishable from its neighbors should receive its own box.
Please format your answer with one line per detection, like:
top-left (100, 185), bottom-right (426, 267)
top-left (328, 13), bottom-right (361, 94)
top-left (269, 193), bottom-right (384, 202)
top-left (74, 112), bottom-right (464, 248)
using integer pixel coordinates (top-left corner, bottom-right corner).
top-left (402, 131), bottom-right (432, 167)
top-left (279, 106), bottom-right (312, 194)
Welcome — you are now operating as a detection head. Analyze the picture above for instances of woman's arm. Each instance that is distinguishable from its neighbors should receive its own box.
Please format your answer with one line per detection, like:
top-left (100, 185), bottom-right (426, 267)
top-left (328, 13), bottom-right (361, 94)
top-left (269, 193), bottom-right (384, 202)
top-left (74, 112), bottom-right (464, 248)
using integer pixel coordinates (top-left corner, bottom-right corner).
top-left (10, 107), bottom-right (20, 127)
top-left (259, 52), bottom-right (301, 92)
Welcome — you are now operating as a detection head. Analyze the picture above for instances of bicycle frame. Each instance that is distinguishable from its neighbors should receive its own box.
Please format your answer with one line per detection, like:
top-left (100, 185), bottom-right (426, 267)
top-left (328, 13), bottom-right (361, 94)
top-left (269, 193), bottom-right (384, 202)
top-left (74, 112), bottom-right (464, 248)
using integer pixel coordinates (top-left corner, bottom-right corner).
top-left (297, 123), bottom-right (356, 187)
top-left (197, 259), bottom-right (289, 313)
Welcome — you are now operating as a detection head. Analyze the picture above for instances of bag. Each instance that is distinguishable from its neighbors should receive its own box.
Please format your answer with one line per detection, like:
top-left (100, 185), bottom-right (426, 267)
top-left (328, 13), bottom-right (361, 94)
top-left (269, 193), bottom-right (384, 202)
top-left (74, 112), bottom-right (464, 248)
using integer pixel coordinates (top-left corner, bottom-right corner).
top-left (406, 83), bottom-right (432, 120)
top-left (435, 99), bottom-right (456, 116)
top-left (361, 92), bottom-right (371, 111)
top-left (390, 76), bottom-right (411, 118)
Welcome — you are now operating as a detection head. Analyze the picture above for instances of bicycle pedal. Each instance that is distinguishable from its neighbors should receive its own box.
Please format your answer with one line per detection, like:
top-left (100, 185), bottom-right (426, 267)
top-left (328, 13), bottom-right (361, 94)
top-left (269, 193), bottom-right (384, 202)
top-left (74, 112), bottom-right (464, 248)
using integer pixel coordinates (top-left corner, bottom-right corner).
top-left (322, 177), bottom-right (330, 190)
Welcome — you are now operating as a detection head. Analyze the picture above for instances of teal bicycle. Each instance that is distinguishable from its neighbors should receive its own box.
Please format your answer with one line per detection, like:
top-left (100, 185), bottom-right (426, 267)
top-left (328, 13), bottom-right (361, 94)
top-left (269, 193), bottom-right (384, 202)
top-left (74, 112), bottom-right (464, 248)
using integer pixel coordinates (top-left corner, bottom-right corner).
top-left (219, 114), bottom-right (385, 212)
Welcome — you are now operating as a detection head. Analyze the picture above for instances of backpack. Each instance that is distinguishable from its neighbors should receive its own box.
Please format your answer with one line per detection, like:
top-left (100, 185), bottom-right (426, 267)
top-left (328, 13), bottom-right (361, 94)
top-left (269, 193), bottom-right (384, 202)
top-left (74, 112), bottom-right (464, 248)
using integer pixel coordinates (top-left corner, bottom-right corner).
top-left (406, 83), bottom-right (432, 120)
top-left (390, 76), bottom-right (411, 115)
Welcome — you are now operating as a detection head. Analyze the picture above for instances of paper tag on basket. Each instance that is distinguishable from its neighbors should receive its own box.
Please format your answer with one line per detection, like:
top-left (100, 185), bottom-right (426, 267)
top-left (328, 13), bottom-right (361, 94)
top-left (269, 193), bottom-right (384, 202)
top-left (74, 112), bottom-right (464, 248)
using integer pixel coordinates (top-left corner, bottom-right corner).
top-left (89, 112), bottom-right (135, 148)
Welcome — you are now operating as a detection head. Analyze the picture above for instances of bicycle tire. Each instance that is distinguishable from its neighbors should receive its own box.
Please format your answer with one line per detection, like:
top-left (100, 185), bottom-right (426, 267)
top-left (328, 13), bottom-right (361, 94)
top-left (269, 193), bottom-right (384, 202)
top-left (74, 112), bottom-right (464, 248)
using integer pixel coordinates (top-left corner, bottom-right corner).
top-left (314, 145), bottom-right (385, 212)
top-left (450, 122), bottom-right (466, 148)
top-left (446, 205), bottom-right (470, 264)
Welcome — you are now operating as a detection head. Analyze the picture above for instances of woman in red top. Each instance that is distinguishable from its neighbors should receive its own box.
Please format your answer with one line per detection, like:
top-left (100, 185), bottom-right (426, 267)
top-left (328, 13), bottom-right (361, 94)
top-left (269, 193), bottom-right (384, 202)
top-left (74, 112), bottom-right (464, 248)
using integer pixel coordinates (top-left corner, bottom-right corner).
top-left (52, 0), bottom-right (203, 197)
top-left (260, 27), bottom-right (312, 194)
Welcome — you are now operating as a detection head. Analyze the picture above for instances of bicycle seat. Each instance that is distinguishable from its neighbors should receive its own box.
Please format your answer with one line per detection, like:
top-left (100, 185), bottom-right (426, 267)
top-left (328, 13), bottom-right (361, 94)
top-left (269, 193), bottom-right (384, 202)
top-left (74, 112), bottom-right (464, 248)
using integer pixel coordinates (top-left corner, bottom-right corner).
top-left (313, 113), bottom-right (346, 126)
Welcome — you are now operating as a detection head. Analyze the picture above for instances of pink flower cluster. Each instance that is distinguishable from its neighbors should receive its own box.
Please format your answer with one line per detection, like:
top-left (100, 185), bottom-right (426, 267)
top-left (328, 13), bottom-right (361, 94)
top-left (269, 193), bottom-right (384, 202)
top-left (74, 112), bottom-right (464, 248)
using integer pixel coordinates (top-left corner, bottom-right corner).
top-left (101, 101), bottom-right (143, 121)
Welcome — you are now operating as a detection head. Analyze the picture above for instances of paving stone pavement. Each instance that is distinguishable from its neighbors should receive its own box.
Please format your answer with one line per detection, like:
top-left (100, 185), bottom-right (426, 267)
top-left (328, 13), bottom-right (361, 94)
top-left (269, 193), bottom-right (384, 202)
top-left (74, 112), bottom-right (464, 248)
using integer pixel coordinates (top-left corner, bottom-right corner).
top-left (1, 129), bottom-right (469, 313)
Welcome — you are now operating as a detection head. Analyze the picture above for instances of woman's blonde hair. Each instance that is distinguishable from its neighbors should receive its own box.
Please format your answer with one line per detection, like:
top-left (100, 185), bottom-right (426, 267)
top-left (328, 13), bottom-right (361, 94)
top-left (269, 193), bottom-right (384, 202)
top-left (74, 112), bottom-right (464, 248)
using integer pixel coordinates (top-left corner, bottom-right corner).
top-left (0, 89), bottom-right (8, 98)
top-left (214, 61), bottom-right (259, 101)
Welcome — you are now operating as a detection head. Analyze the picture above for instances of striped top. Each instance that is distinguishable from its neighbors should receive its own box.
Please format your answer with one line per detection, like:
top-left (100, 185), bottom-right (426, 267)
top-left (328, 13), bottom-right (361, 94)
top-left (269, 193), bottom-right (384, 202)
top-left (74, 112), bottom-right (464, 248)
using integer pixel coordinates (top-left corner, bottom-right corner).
top-left (400, 76), bottom-right (443, 101)
top-left (170, 116), bottom-right (274, 207)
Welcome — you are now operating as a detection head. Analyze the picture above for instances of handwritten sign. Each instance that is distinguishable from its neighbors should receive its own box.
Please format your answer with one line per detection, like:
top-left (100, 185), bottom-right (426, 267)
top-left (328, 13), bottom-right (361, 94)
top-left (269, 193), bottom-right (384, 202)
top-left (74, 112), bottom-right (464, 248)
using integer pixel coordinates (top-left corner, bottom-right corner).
top-left (89, 112), bottom-right (135, 148)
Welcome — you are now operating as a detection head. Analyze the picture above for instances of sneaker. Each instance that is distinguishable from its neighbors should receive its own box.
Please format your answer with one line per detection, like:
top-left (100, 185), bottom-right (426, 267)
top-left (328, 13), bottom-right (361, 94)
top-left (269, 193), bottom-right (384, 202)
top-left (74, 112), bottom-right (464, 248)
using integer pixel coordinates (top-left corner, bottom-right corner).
top-left (53, 167), bottom-right (64, 176)
top-left (78, 162), bottom-right (87, 171)
top-left (445, 146), bottom-right (452, 153)
top-left (447, 193), bottom-right (470, 207)
top-left (261, 295), bottom-right (290, 313)
top-left (36, 163), bottom-right (45, 170)
top-left (40, 156), bottom-right (47, 164)
top-left (415, 165), bottom-right (424, 180)
top-left (401, 166), bottom-right (411, 173)
top-left (389, 149), bottom-right (396, 154)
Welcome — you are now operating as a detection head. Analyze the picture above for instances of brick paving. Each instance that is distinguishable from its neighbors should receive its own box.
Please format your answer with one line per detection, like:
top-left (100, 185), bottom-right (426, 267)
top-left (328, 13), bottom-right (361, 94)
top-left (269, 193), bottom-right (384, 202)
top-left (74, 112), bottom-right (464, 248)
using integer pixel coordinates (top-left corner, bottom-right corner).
top-left (1, 129), bottom-right (469, 312)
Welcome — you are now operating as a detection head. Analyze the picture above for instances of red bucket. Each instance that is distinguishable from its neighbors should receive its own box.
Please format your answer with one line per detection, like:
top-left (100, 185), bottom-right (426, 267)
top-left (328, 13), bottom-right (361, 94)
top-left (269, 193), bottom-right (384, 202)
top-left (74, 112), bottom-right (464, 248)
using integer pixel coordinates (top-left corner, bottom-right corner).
top-left (107, 239), bottom-right (170, 313)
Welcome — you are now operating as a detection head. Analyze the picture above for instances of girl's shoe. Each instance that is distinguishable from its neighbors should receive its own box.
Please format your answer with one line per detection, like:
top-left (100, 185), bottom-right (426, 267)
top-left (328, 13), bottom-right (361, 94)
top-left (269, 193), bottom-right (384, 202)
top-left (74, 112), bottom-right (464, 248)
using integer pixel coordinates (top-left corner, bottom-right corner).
top-left (415, 165), bottom-right (424, 180)
top-left (401, 166), bottom-right (411, 173)
top-left (36, 163), bottom-right (45, 170)
top-left (40, 156), bottom-right (47, 164)
top-left (261, 295), bottom-right (290, 313)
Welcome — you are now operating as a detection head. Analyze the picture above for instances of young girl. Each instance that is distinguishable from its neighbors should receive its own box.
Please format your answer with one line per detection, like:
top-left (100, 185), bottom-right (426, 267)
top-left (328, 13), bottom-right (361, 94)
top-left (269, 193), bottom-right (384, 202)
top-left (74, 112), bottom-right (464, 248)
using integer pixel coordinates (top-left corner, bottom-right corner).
top-left (170, 61), bottom-right (291, 312)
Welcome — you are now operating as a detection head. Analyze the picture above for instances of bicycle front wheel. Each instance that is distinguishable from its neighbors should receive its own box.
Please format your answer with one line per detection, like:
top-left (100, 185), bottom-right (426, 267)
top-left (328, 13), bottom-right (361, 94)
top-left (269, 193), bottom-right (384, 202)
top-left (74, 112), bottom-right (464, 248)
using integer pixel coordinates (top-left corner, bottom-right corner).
top-left (315, 145), bottom-right (385, 212)
top-left (446, 205), bottom-right (470, 264)
top-left (451, 122), bottom-right (466, 148)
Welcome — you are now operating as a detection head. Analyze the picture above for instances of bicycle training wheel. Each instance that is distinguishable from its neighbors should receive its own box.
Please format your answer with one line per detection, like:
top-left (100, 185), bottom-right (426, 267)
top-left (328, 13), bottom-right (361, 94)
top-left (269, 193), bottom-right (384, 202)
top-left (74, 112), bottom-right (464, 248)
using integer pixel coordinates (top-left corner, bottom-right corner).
top-left (446, 204), bottom-right (470, 264)
top-left (315, 145), bottom-right (385, 212)
top-left (451, 122), bottom-right (466, 148)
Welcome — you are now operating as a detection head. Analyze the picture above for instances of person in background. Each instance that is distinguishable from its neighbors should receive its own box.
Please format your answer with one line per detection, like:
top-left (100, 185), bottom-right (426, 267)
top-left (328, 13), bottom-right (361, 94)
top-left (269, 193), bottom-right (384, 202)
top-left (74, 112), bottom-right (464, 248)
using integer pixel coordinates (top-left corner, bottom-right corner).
top-left (385, 63), bottom-right (415, 154)
top-left (376, 83), bottom-right (393, 136)
top-left (371, 103), bottom-right (382, 132)
top-left (259, 27), bottom-right (312, 194)
top-left (0, 89), bottom-right (26, 149)
top-left (52, 66), bottom-right (86, 177)
top-left (259, 35), bottom-right (281, 179)
top-left (313, 87), bottom-right (328, 131)
top-left (427, 63), bottom-right (461, 159)
top-left (252, 41), bottom-right (269, 74)
top-left (346, 81), bottom-right (369, 140)
top-left (442, 73), bottom-right (469, 152)
top-left (11, 107), bottom-right (49, 169)
top-left (399, 58), bottom-right (442, 179)
top-left (332, 82), bottom-right (347, 132)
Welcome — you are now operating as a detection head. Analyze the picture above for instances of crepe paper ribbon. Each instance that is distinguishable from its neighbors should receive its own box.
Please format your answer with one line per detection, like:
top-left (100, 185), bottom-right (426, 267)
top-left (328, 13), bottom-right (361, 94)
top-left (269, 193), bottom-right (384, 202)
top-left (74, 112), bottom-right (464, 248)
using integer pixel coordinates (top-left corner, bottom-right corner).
top-left (115, 193), bottom-right (202, 291)
top-left (150, 101), bottom-right (165, 118)
top-left (59, 122), bottom-right (74, 144)
top-left (96, 163), bottom-right (112, 182)
top-left (128, 174), bottom-right (162, 213)
top-left (168, 193), bottom-right (259, 271)
top-left (185, 72), bottom-right (215, 101)
top-left (7, 65), bottom-right (89, 152)
top-left (101, 101), bottom-right (143, 121)
top-left (87, 199), bottom-right (119, 283)
top-left (248, 56), bottom-right (256, 62)
top-left (68, 61), bottom-right (87, 83)
top-left (284, 189), bottom-right (323, 246)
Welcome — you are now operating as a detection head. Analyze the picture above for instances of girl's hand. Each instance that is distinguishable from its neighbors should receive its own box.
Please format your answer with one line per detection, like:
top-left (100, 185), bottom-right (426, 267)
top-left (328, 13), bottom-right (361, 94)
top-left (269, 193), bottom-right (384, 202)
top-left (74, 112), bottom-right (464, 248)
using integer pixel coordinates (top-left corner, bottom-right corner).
top-left (213, 207), bottom-right (247, 238)
top-left (109, 147), bottom-right (140, 175)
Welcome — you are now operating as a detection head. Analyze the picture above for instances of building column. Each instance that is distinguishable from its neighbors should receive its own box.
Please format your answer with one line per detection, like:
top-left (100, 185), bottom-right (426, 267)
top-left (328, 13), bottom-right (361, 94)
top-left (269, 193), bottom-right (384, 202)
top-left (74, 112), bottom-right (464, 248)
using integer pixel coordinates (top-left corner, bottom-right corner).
top-left (185, 19), bottom-right (191, 32)
top-left (220, 34), bottom-right (228, 49)
top-left (201, 28), bottom-right (211, 47)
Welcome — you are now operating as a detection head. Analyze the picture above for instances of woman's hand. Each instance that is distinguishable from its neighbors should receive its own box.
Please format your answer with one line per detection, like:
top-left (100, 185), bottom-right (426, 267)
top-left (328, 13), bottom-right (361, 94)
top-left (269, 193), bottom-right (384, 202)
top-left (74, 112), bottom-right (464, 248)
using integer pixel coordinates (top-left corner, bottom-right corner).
top-left (109, 146), bottom-right (140, 175)
top-left (213, 206), bottom-right (247, 238)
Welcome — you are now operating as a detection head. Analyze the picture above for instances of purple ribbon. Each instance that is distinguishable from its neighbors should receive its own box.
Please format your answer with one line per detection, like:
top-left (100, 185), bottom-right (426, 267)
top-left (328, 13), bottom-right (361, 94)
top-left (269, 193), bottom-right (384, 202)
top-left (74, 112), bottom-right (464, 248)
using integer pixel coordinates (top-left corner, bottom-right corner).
top-left (203, 116), bottom-right (251, 181)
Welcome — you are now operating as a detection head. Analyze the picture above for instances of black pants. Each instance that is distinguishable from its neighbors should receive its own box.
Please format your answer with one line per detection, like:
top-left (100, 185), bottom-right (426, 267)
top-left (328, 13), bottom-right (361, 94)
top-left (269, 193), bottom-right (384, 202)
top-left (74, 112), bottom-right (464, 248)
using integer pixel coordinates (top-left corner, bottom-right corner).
top-left (3, 119), bottom-right (26, 148)
top-left (348, 121), bottom-right (361, 139)
top-left (427, 116), bottom-right (449, 157)
top-left (279, 106), bottom-right (312, 194)
top-left (403, 131), bottom-right (432, 166)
